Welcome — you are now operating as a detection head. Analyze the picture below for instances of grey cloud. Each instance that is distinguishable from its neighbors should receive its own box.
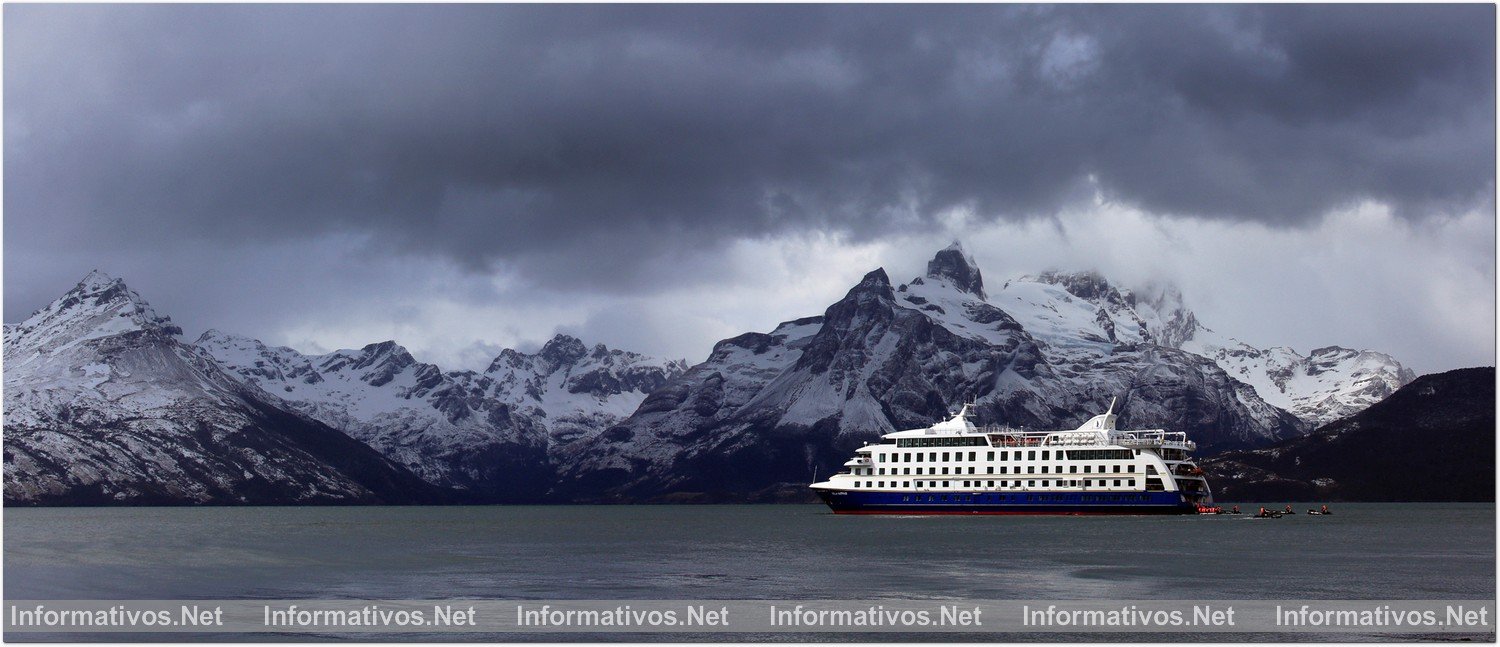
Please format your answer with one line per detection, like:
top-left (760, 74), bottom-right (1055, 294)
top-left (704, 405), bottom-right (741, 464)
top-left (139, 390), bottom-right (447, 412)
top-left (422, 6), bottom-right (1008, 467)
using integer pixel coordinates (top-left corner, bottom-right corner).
top-left (5, 4), bottom-right (1494, 296)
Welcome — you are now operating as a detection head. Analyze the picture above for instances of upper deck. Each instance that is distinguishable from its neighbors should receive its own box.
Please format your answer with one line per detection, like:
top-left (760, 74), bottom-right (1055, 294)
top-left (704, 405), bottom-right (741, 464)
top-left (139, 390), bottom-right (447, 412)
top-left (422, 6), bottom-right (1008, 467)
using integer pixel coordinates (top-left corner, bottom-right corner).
top-left (873, 402), bottom-right (1197, 453)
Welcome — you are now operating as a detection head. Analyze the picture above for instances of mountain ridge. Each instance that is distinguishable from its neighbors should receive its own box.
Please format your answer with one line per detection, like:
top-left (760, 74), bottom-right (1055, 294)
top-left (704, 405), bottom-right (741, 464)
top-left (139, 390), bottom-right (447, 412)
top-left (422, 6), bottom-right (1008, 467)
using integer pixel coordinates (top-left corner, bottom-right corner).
top-left (3, 272), bottom-right (448, 506)
top-left (4, 248), bottom-right (1426, 505)
top-left (196, 328), bottom-right (687, 502)
top-left (554, 247), bottom-right (1311, 502)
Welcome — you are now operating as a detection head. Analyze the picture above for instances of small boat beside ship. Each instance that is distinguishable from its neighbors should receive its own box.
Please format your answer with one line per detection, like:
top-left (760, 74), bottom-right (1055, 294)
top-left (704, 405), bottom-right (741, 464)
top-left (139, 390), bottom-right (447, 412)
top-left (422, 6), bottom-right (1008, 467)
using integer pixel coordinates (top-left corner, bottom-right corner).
top-left (809, 401), bottom-right (1214, 515)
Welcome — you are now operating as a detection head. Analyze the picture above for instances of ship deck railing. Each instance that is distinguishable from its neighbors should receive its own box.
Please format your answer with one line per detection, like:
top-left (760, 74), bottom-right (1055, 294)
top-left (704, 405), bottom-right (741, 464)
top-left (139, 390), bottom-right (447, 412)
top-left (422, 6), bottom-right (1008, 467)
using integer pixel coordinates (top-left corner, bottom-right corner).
top-left (1115, 432), bottom-right (1197, 452)
top-left (977, 427), bottom-right (1195, 451)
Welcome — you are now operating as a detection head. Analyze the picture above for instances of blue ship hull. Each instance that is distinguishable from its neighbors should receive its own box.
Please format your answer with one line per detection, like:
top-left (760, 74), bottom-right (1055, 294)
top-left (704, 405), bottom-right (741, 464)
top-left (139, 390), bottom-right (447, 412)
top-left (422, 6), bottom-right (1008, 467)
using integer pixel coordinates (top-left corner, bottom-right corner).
top-left (815, 488), bottom-right (1198, 515)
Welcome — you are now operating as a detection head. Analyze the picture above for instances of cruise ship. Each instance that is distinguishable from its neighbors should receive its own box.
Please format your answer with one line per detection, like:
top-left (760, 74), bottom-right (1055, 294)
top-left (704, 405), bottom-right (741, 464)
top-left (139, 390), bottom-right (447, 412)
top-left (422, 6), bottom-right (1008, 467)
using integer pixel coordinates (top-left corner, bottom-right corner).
top-left (810, 401), bottom-right (1213, 514)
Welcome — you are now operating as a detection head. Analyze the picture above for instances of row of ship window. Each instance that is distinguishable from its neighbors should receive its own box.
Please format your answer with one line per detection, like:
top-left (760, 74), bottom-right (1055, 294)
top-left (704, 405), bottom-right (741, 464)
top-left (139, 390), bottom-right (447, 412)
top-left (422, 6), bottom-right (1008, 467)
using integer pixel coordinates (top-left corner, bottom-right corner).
top-left (874, 449), bottom-right (1133, 462)
top-left (851, 479), bottom-right (1138, 489)
top-left (853, 464), bottom-right (1140, 477)
top-left (894, 437), bottom-right (988, 447)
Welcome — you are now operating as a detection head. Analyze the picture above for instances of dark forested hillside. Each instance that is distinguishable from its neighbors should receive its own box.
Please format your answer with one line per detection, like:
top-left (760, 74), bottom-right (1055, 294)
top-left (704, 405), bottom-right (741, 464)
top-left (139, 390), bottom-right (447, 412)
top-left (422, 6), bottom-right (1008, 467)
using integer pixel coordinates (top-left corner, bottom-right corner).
top-left (1203, 367), bottom-right (1495, 502)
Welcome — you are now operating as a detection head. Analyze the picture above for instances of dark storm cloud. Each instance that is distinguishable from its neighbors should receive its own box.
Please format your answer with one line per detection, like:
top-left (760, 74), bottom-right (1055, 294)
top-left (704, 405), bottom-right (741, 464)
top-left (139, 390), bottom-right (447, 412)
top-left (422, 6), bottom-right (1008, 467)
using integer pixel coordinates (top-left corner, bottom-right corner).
top-left (5, 4), bottom-right (1494, 291)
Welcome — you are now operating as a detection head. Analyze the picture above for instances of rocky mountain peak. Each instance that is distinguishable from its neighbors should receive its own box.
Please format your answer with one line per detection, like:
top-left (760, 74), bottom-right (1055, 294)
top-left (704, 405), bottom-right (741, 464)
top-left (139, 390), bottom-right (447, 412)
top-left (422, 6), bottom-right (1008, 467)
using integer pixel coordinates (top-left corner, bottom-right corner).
top-left (792, 266), bottom-right (910, 379)
top-left (925, 242), bottom-right (986, 299)
top-left (851, 268), bottom-right (895, 298)
top-left (540, 334), bottom-right (589, 367)
top-left (1123, 281), bottom-right (1208, 350)
top-left (1024, 270), bottom-right (1125, 307)
top-left (195, 328), bottom-right (247, 346)
top-left (77, 269), bottom-right (118, 292)
top-left (69, 270), bottom-right (130, 305)
top-left (316, 340), bottom-right (420, 387)
top-left (71, 271), bottom-right (178, 330)
top-left (358, 340), bottom-right (414, 364)
top-left (6, 271), bottom-right (182, 357)
top-left (483, 348), bottom-right (526, 374)
top-left (300, 342), bottom-right (429, 387)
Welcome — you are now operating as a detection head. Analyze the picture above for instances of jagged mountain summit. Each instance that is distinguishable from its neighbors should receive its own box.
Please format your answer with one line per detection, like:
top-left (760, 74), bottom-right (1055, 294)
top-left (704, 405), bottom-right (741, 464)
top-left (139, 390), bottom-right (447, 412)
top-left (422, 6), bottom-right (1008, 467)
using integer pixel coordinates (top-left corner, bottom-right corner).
top-left (197, 330), bottom-right (686, 501)
top-left (557, 244), bottom-right (1307, 502)
top-left (994, 271), bottom-right (1415, 425)
top-left (3, 272), bottom-right (442, 505)
top-left (926, 241), bottom-right (987, 299)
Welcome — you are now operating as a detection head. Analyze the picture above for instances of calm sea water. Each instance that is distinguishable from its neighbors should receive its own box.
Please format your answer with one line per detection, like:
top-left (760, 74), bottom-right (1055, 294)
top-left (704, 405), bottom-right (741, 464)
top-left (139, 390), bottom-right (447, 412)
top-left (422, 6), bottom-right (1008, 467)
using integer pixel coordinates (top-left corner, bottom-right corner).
top-left (4, 503), bottom-right (1494, 640)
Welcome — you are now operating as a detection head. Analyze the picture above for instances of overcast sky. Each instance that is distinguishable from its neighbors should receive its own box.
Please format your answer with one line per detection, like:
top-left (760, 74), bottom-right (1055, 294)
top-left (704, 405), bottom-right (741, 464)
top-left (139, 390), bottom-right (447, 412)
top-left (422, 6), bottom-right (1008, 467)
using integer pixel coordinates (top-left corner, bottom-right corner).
top-left (5, 4), bottom-right (1494, 375)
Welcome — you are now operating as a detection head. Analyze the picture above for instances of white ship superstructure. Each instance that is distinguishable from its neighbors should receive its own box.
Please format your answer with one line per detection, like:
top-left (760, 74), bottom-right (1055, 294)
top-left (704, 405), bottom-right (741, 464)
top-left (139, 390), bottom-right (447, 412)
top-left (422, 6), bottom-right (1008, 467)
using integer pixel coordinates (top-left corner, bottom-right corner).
top-left (810, 401), bottom-right (1212, 514)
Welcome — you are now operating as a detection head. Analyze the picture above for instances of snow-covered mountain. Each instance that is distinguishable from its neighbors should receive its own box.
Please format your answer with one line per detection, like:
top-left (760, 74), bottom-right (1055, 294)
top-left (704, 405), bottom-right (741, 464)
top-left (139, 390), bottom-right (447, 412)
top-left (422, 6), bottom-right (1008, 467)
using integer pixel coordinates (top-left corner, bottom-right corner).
top-left (556, 244), bottom-right (1308, 501)
top-left (994, 270), bottom-right (1415, 425)
top-left (196, 330), bottom-right (686, 500)
top-left (1180, 342), bottom-right (1415, 426)
top-left (3, 272), bottom-right (441, 505)
top-left (5, 250), bottom-right (1415, 505)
